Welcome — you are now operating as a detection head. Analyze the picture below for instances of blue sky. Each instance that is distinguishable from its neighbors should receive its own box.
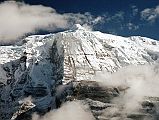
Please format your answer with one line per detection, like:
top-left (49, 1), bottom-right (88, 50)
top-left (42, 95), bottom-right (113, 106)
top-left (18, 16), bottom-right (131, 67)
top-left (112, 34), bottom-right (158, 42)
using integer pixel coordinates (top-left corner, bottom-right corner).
top-left (22, 0), bottom-right (159, 40)
top-left (1, 0), bottom-right (159, 41)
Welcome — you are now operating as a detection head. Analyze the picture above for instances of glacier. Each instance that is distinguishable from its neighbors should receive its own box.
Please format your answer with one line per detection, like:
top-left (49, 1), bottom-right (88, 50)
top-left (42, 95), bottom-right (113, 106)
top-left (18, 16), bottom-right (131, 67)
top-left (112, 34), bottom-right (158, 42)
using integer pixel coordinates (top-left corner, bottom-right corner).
top-left (0, 24), bottom-right (159, 120)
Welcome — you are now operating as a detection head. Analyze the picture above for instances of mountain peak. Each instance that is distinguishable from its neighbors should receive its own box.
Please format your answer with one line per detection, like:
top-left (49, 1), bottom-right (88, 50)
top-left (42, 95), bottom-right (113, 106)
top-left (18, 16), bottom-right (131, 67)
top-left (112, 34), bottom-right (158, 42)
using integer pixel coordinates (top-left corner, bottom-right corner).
top-left (71, 24), bottom-right (86, 31)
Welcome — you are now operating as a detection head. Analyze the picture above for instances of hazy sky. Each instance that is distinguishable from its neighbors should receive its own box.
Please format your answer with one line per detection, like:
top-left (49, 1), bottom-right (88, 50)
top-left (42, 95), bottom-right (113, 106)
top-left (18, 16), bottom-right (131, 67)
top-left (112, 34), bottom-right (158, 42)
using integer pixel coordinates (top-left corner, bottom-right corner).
top-left (1, 0), bottom-right (159, 40)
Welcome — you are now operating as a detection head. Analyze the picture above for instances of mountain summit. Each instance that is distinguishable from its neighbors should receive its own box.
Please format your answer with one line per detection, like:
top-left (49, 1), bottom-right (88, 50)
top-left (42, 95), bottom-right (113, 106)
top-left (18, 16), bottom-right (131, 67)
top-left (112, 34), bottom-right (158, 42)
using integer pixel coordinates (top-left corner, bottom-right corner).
top-left (0, 25), bottom-right (159, 120)
top-left (71, 24), bottom-right (87, 31)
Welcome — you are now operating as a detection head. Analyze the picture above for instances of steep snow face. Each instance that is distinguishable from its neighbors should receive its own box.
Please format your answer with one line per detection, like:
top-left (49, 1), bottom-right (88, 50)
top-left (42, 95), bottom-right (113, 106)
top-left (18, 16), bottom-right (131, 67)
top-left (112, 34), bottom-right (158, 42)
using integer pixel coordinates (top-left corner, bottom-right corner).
top-left (1, 24), bottom-right (159, 84)
top-left (0, 24), bottom-right (159, 119)
top-left (54, 25), bottom-right (159, 83)
top-left (0, 34), bottom-right (60, 119)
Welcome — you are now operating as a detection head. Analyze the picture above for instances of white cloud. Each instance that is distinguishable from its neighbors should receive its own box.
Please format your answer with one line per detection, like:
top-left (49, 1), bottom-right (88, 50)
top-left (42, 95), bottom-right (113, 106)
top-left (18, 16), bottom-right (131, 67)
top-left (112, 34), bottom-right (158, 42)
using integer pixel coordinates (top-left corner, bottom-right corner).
top-left (94, 64), bottom-right (159, 113)
top-left (131, 5), bottom-right (138, 16)
top-left (0, 1), bottom-right (68, 43)
top-left (0, 1), bottom-right (103, 44)
top-left (32, 101), bottom-right (95, 120)
top-left (141, 5), bottom-right (159, 22)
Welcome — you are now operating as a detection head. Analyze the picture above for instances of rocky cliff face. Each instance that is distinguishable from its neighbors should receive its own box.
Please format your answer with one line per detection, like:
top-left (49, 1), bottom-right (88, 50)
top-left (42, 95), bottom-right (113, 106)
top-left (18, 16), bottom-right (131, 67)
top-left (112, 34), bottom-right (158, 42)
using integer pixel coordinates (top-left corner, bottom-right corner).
top-left (71, 81), bottom-right (159, 120)
top-left (0, 24), bottom-right (159, 120)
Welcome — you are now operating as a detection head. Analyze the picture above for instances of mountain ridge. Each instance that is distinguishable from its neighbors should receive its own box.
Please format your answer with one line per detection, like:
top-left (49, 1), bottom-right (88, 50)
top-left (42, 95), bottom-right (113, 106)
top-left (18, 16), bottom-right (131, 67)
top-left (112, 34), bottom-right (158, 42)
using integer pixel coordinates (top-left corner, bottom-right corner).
top-left (0, 24), bottom-right (159, 120)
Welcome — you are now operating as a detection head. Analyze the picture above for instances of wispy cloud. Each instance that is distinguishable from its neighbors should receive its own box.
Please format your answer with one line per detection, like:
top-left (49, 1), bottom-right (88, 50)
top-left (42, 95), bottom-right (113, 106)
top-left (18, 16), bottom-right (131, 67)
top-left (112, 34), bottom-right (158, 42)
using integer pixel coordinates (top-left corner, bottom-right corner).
top-left (102, 8), bottom-right (141, 33)
top-left (141, 5), bottom-right (159, 22)
top-left (106, 11), bottom-right (124, 23)
top-left (65, 12), bottom-right (104, 30)
top-left (103, 11), bottom-right (138, 32)
top-left (102, 11), bottom-right (125, 33)
top-left (0, 1), bottom-right (103, 44)
top-left (131, 5), bottom-right (139, 16)
top-left (126, 22), bottom-right (139, 30)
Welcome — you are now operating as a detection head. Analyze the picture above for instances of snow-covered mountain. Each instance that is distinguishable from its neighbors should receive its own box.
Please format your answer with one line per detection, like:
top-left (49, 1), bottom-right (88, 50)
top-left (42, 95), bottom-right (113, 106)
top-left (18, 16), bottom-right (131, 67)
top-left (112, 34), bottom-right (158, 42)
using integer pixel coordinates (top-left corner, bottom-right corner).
top-left (0, 24), bottom-right (159, 120)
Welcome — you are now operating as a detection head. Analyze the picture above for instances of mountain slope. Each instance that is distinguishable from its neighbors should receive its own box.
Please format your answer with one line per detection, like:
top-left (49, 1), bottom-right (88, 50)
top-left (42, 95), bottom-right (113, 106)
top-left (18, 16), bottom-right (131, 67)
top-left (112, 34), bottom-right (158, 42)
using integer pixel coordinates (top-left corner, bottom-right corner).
top-left (0, 24), bottom-right (159, 120)
top-left (61, 24), bottom-right (159, 82)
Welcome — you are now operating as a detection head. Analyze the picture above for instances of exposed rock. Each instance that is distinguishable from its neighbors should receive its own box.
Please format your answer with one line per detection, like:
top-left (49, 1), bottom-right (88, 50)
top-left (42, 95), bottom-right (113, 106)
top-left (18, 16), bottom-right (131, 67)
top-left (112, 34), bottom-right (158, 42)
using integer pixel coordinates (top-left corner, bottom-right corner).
top-left (70, 81), bottom-right (159, 120)
top-left (11, 101), bottom-right (35, 120)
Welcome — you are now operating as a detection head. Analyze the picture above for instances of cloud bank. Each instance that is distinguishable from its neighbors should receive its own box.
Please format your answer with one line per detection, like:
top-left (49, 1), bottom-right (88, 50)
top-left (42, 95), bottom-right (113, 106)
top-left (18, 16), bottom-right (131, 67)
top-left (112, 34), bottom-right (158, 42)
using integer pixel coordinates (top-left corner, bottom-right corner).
top-left (32, 101), bottom-right (95, 120)
top-left (0, 1), bottom-right (103, 44)
top-left (94, 64), bottom-right (159, 112)
top-left (0, 1), bottom-right (68, 43)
